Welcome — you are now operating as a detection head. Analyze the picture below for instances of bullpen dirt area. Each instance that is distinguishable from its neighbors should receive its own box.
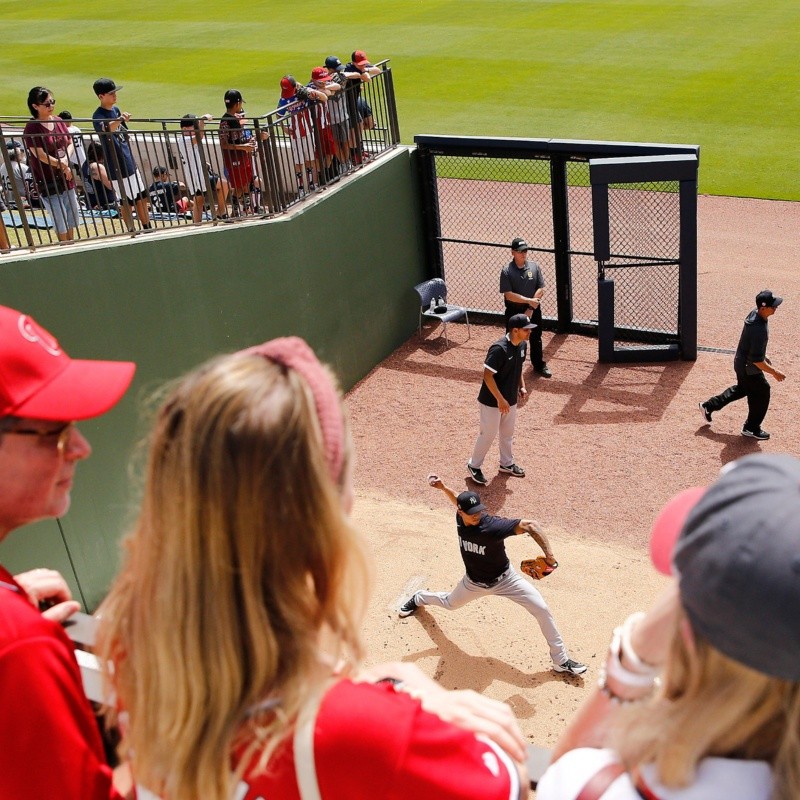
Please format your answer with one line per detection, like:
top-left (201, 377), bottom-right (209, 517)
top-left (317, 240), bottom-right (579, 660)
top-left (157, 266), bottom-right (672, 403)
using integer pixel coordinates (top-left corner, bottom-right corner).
top-left (345, 195), bottom-right (800, 778)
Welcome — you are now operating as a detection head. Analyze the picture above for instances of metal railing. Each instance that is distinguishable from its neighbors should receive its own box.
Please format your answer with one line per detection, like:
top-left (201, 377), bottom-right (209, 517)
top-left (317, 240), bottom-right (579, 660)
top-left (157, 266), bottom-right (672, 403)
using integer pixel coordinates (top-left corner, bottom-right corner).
top-left (0, 61), bottom-right (398, 254)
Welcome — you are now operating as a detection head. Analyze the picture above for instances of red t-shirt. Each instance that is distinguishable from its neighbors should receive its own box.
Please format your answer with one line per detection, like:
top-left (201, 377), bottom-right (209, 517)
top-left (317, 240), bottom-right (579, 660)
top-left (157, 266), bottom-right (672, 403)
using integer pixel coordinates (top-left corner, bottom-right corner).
top-left (22, 117), bottom-right (76, 193)
top-left (0, 565), bottom-right (121, 800)
top-left (234, 679), bottom-right (519, 799)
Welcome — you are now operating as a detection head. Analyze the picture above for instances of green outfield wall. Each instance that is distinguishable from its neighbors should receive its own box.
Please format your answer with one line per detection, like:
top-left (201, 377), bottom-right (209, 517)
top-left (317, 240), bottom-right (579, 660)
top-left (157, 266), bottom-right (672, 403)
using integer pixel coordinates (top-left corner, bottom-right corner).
top-left (0, 147), bottom-right (425, 608)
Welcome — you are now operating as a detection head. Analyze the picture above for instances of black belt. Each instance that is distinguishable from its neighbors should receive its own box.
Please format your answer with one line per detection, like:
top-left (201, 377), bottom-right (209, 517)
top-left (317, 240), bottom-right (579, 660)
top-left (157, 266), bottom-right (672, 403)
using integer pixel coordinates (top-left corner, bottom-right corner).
top-left (470, 567), bottom-right (510, 589)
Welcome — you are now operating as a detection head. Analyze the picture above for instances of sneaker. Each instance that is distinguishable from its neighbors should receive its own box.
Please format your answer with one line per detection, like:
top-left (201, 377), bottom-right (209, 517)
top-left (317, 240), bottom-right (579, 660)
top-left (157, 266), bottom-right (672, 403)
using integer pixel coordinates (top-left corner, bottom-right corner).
top-left (398, 596), bottom-right (417, 617)
top-left (466, 462), bottom-right (488, 486)
top-left (554, 658), bottom-right (588, 676)
top-left (742, 427), bottom-right (770, 440)
top-left (498, 463), bottom-right (525, 478)
top-left (534, 364), bottom-right (552, 378)
top-left (699, 402), bottom-right (712, 424)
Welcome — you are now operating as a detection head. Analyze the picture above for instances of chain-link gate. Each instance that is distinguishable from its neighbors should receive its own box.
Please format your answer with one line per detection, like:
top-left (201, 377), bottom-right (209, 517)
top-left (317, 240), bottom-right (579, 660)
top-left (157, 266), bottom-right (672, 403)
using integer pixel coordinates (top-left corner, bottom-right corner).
top-left (415, 136), bottom-right (699, 361)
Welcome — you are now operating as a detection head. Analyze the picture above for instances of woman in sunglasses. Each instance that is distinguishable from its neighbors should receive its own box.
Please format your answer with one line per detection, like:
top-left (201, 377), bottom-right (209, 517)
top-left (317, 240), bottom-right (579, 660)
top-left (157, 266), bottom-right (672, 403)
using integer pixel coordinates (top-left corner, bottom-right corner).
top-left (22, 86), bottom-right (81, 242)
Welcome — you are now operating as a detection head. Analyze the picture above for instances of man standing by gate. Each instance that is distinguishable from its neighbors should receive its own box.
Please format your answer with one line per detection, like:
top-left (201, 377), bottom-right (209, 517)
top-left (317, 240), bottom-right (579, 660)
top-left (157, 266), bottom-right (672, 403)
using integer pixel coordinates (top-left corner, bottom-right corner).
top-left (500, 237), bottom-right (551, 378)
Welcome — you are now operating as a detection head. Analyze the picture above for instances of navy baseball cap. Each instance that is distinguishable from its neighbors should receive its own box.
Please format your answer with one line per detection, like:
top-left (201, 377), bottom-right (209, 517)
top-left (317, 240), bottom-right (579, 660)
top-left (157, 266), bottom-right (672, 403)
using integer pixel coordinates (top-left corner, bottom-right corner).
top-left (93, 78), bottom-right (122, 95)
top-left (325, 56), bottom-right (345, 71)
top-left (756, 289), bottom-right (783, 308)
top-left (511, 237), bottom-right (530, 252)
top-left (457, 491), bottom-right (487, 514)
top-left (649, 453), bottom-right (800, 681)
top-left (508, 314), bottom-right (537, 330)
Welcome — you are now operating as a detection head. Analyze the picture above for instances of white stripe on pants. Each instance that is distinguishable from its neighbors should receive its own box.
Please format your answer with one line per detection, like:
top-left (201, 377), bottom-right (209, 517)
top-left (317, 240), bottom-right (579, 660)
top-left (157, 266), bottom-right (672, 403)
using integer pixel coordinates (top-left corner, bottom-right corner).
top-left (414, 568), bottom-right (568, 665)
top-left (469, 401), bottom-right (517, 469)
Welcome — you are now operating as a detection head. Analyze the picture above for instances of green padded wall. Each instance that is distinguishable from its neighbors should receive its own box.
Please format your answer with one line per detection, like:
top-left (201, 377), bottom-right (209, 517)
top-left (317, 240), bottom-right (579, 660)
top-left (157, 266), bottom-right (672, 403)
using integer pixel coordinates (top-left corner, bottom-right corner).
top-left (0, 147), bottom-right (426, 608)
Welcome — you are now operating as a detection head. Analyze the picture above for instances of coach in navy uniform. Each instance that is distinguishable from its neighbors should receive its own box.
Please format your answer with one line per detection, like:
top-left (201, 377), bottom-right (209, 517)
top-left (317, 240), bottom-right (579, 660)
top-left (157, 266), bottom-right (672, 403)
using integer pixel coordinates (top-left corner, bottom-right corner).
top-left (466, 314), bottom-right (534, 485)
top-left (500, 237), bottom-right (551, 378)
top-left (699, 290), bottom-right (786, 440)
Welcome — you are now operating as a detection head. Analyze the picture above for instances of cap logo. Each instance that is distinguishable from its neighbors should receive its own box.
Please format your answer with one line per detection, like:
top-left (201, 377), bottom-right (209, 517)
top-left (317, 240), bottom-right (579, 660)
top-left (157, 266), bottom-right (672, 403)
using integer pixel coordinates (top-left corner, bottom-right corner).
top-left (469, 497), bottom-right (477, 505)
top-left (18, 315), bottom-right (61, 357)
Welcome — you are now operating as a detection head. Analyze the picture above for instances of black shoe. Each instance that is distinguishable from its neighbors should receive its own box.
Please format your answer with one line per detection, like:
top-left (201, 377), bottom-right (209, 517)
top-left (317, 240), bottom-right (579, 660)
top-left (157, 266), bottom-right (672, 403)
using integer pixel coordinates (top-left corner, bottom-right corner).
top-left (534, 364), bottom-right (552, 378)
top-left (398, 596), bottom-right (417, 617)
top-left (554, 658), bottom-right (588, 676)
top-left (699, 402), bottom-right (712, 424)
top-left (466, 462), bottom-right (488, 486)
top-left (498, 463), bottom-right (525, 478)
top-left (742, 427), bottom-right (770, 440)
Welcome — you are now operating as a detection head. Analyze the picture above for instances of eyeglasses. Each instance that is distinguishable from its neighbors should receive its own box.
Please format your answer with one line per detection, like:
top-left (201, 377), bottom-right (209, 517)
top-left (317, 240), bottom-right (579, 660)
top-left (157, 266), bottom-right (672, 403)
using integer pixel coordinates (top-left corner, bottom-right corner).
top-left (2, 421), bottom-right (76, 454)
top-left (39, 100), bottom-right (56, 108)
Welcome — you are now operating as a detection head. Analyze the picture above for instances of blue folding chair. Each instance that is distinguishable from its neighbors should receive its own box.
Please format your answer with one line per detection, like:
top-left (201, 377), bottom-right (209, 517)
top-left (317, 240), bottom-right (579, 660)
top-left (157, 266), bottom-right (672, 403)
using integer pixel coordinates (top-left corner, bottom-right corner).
top-left (414, 277), bottom-right (470, 347)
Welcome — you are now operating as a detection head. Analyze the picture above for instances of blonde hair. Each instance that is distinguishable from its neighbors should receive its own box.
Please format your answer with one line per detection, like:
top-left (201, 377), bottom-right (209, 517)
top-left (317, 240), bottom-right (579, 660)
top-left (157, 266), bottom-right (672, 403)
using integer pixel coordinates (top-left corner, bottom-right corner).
top-left (98, 350), bottom-right (370, 800)
top-left (615, 610), bottom-right (800, 798)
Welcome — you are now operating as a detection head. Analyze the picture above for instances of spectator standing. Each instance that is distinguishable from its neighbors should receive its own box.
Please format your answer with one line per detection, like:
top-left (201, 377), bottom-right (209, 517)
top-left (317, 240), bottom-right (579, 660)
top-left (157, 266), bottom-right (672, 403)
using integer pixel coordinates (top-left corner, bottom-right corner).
top-left (98, 337), bottom-right (527, 800)
top-left (92, 78), bottom-right (151, 231)
top-left (57, 110), bottom-right (87, 173)
top-left (0, 303), bottom-right (135, 799)
top-left (323, 56), bottom-right (356, 170)
top-left (699, 290), bottom-right (786, 440)
top-left (176, 113), bottom-right (229, 222)
top-left (344, 50), bottom-right (380, 163)
top-left (308, 66), bottom-right (339, 183)
top-left (537, 453), bottom-right (800, 800)
top-left (466, 314), bottom-right (534, 485)
top-left (500, 237), bottom-right (551, 377)
top-left (277, 76), bottom-right (325, 195)
top-left (148, 166), bottom-right (191, 216)
top-left (23, 86), bottom-right (81, 242)
top-left (219, 89), bottom-right (263, 217)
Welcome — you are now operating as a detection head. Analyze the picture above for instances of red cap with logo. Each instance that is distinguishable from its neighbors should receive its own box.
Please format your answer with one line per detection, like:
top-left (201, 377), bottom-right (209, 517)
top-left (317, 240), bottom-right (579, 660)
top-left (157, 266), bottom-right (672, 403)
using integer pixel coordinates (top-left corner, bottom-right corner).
top-left (0, 305), bottom-right (136, 421)
top-left (353, 50), bottom-right (370, 65)
top-left (311, 66), bottom-right (333, 82)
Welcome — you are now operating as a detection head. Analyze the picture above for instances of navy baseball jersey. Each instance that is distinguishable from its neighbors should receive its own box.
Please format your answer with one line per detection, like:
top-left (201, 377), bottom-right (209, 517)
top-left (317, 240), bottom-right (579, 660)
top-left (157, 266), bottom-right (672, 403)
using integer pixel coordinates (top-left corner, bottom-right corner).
top-left (455, 513), bottom-right (520, 584)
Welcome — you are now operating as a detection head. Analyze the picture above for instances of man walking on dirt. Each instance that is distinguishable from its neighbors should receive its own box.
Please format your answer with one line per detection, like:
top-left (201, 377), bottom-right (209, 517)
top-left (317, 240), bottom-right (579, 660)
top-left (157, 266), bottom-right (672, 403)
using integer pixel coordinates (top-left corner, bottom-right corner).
top-left (699, 290), bottom-right (786, 441)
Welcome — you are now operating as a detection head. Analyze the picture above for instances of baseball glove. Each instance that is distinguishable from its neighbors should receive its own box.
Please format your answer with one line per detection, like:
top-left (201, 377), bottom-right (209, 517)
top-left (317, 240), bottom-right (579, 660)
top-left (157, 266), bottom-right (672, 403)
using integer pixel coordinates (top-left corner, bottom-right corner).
top-left (520, 557), bottom-right (558, 580)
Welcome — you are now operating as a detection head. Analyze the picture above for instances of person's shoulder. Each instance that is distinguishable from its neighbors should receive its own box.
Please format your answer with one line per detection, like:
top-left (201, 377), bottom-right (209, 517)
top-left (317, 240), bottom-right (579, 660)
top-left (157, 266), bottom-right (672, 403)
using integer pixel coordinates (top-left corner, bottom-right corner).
top-left (537, 748), bottom-right (626, 800)
top-left (0, 588), bottom-right (66, 654)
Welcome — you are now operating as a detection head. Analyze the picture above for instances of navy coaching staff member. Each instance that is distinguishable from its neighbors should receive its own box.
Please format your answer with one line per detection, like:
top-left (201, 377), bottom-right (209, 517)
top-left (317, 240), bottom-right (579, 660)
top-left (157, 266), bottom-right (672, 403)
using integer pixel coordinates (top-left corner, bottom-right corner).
top-left (466, 314), bottom-right (534, 485)
top-left (500, 237), bottom-right (551, 378)
top-left (399, 478), bottom-right (587, 676)
top-left (699, 290), bottom-right (786, 441)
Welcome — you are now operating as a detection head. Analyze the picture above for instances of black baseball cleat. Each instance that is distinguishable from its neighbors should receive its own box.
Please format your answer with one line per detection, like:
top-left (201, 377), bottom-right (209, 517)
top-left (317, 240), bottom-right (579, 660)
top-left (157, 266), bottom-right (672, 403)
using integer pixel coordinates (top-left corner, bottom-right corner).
top-left (699, 402), bottom-right (712, 424)
top-left (742, 427), bottom-right (770, 440)
top-left (534, 364), bottom-right (552, 378)
top-left (466, 462), bottom-right (489, 486)
top-left (554, 658), bottom-right (588, 675)
top-left (498, 463), bottom-right (525, 478)
top-left (398, 596), bottom-right (418, 617)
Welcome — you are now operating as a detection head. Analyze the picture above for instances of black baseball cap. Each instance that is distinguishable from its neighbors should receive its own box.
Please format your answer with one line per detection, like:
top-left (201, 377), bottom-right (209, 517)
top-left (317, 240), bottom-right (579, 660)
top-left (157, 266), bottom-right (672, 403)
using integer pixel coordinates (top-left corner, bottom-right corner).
top-left (224, 89), bottom-right (245, 106)
top-left (508, 314), bottom-right (537, 330)
top-left (93, 78), bottom-right (122, 95)
top-left (152, 165), bottom-right (167, 176)
top-left (649, 453), bottom-right (800, 681)
top-left (756, 289), bottom-right (783, 309)
top-left (457, 491), bottom-right (487, 514)
top-left (511, 237), bottom-right (530, 252)
top-left (325, 56), bottom-right (345, 71)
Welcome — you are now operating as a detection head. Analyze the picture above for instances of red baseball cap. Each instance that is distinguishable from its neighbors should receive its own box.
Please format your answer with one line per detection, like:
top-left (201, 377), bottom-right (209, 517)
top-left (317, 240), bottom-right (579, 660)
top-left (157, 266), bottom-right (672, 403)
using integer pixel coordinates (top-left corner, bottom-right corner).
top-left (0, 305), bottom-right (136, 422)
top-left (311, 67), bottom-right (332, 82)
top-left (353, 50), bottom-right (370, 65)
top-left (648, 486), bottom-right (706, 574)
top-left (280, 76), bottom-right (296, 99)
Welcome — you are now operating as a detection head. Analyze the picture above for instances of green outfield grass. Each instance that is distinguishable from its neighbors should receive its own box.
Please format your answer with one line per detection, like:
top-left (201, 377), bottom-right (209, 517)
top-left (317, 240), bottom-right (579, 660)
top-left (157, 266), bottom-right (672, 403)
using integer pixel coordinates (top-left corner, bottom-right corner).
top-left (1, 0), bottom-right (797, 200)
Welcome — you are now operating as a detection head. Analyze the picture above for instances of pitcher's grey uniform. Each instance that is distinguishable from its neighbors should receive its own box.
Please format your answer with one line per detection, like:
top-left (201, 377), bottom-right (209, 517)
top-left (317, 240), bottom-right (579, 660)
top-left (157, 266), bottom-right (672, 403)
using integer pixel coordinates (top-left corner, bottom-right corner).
top-left (411, 510), bottom-right (567, 665)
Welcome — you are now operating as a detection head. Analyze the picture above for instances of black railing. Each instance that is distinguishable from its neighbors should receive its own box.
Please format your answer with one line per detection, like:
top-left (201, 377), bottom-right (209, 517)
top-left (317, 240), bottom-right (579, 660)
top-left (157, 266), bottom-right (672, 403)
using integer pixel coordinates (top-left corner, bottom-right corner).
top-left (0, 61), bottom-right (399, 253)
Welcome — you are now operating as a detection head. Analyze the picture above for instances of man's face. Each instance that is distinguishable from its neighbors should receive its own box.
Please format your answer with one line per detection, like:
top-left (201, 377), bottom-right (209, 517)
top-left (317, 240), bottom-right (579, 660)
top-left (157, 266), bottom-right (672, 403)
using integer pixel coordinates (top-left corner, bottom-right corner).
top-left (458, 509), bottom-right (483, 526)
top-left (98, 91), bottom-right (117, 109)
top-left (0, 419), bottom-right (91, 536)
top-left (512, 248), bottom-right (527, 266)
top-left (510, 327), bottom-right (532, 344)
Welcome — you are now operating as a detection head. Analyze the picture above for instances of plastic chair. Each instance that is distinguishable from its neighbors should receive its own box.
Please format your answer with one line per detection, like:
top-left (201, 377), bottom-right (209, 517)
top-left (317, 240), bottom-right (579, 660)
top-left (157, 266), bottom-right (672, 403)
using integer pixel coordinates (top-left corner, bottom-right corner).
top-left (413, 277), bottom-right (470, 347)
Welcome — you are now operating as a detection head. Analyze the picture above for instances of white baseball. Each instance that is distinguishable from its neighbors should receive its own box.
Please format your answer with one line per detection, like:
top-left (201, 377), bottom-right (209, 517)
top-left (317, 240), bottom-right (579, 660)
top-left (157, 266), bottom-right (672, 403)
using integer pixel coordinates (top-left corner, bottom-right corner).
top-left (427, 473), bottom-right (439, 485)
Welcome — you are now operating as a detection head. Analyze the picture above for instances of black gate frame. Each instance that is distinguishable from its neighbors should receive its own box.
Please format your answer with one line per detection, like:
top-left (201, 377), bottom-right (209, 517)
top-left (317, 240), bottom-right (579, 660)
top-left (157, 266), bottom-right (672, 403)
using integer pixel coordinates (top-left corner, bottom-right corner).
top-left (590, 154), bottom-right (698, 362)
top-left (414, 135), bottom-right (699, 361)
